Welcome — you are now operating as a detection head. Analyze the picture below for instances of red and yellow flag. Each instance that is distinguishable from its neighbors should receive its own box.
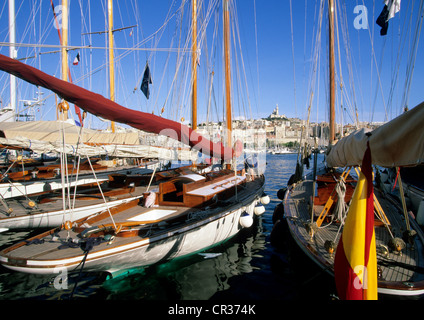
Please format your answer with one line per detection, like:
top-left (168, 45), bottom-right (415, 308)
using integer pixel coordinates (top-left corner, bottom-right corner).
top-left (334, 142), bottom-right (378, 300)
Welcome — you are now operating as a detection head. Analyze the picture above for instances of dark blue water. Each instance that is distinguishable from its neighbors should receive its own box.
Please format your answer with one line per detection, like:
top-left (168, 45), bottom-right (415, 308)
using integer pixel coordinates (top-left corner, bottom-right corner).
top-left (0, 154), bottom-right (335, 303)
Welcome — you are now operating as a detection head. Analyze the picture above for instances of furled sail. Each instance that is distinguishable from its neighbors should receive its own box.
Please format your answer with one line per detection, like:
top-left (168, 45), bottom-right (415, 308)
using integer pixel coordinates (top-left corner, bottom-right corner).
top-left (0, 54), bottom-right (236, 161)
top-left (0, 136), bottom-right (197, 161)
top-left (326, 101), bottom-right (424, 168)
top-left (0, 120), bottom-right (140, 145)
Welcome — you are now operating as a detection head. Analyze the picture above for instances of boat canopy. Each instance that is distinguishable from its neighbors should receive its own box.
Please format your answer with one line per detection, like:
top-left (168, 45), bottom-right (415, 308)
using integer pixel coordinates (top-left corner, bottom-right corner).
top-left (0, 136), bottom-right (197, 161)
top-left (0, 120), bottom-right (140, 145)
top-left (326, 101), bottom-right (424, 168)
top-left (0, 54), bottom-right (236, 162)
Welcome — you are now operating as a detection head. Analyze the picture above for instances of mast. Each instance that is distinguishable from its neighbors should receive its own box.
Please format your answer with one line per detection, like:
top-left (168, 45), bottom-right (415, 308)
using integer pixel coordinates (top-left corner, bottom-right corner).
top-left (328, 0), bottom-right (336, 144)
top-left (223, 0), bottom-right (232, 151)
top-left (191, 0), bottom-right (198, 131)
top-left (8, 0), bottom-right (16, 120)
top-left (61, 0), bottom-right (69, 120)
top-left (108, 0), bottom-right (116, 133)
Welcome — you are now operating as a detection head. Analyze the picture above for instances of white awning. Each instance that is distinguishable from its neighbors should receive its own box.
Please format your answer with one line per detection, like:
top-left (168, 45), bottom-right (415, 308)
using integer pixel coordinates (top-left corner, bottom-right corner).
top-left (0, 120), bottom-right (140, 145)
top-left (326, 101), bottom-right (424, 168)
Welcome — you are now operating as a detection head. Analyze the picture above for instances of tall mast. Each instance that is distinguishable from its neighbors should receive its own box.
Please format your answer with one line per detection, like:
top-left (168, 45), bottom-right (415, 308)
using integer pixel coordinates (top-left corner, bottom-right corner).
top-left (223, 0), bottom-right (232, 150)
top-left (61, 0), bottom-right (69, 120)
top-left (8, 0), bottom-right (16, 119)
top-left (108, 0), bottom-right (116, 132)
top-left (191, 0), bottom-right (198, 131)
top-left (328, 0), bottom-right (335, 144)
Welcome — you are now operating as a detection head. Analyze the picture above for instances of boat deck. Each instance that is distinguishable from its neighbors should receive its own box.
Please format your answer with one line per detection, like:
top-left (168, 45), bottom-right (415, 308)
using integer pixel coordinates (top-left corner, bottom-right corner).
top-left (285, 176), bottom-right (424, 295)
top-left (3, 203), bottom-right (193, 261)
top-left (0, 185), bottom-right (151, 219)
top-left (0, 176), bottom-right (265, 271)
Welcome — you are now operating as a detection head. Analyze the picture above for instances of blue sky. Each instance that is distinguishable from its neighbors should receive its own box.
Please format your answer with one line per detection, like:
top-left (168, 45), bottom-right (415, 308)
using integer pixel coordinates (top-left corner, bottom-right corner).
top-left (0, 0), bottom-right (423, 129)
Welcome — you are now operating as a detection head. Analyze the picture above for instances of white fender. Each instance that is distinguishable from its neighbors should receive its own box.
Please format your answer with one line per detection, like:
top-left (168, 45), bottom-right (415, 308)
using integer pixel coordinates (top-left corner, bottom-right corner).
top-left (240, 212), bottom-right (253, 228)
top-left (260, 194), bottom-right (270, 205)
top-left (254, 205), bottom-right (265, 216)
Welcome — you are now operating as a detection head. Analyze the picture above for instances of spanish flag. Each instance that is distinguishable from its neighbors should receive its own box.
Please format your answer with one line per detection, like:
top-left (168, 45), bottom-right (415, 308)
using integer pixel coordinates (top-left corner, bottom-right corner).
top-left (334, 142), bottom-right (378, 300)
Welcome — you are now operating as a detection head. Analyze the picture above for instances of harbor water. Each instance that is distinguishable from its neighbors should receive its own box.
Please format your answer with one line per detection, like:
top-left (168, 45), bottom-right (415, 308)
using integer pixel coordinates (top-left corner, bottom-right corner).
top-left (0, 153), bottom-right (335, 301)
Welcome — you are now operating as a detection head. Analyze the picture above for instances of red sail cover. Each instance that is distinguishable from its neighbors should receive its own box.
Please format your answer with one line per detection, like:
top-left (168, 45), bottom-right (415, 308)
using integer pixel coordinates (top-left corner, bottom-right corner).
top-left (0, 54), bottom-right (236, 161)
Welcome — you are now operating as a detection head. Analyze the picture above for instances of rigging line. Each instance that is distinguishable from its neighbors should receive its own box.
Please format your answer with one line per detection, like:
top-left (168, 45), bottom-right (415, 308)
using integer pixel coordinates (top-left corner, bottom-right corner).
top-left (208, 6), bottom-right (220, 125)
top-left (0, 42), bottom-right (196, 52)
top-left (337, 2), bottom-right (349, 123)
top-left (338, 2), bottom-right (356, 128)
top-left (159, 2), bottom-right (193, 120)
top-left (85, 154), bottom-right (117, 230)
top-left (162, 0), bottom-right (219, 122)
top-left (231, 2), bottom-right (251, 120)
top-left (233, 0), bottom-right (254, 121)
top-left (386, 0), bottom-right (413, 118)
top-left (361, 1), bottom-right (387, 122)
top-left (253, 0), bottom-right (260, 113)
top-left (152, 30), bottom-right (177, 115)
top-left (339, 1), bottom-right (358, 126)
top-left (170, 2), bottom-right (185, 119)
top-left (133, 0), bottom-right (184, 92)
top-left (303, 0), bottom-right (307, 96)
top-left (204, 0), bottom-right (220, 123)
top-left (401, 0), bottom-right (424, 113)
top-left (306, 0), bottom-right (324, 124)
top-left (289, 0), bottom-right (298, 117)
top-left (197, 0), bottom-right (211, 124)
top-left (371, 39), bottom-right (387, 122)
top-left (58, 112), bottom-right (69, 224)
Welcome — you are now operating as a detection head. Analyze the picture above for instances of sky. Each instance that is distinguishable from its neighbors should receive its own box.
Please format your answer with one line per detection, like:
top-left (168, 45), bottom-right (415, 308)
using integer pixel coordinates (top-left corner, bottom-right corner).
top-left (0, 0), bottom-right (423, 130)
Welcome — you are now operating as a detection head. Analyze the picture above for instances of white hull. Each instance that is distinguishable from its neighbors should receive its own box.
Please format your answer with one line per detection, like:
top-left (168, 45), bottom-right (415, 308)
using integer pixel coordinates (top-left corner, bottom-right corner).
top-left (1, 185), bottom-right (264, 275)
top-left (0, 195), bottom-right (143, 230)
top-left (0, 166), bottom-right (153, 199)
top-left (0, 176), bottom-right (108, 199)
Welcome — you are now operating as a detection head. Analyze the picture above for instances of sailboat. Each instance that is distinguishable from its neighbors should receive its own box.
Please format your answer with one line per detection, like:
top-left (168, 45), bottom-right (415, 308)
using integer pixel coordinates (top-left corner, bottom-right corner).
top-left (271, 0), bottom-right (424, 298)
top-left (0, 0), bottom-right (266, 276)
top-left (0, 0), bottom-right (203, 232)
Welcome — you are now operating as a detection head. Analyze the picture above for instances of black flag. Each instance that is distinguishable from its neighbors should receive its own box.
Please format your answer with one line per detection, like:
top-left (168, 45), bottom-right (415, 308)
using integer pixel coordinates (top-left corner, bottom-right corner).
top-left (376, 5), bottom-right (389, 36)
top-left (140, 63), bottom-right (152, 99)
top-left (376, 1), bottom-right (401, 36)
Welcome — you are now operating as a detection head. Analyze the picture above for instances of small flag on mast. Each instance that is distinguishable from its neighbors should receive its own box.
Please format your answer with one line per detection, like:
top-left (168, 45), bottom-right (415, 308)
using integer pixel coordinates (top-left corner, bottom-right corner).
top-left (376, 0), bottom-right (401, 36)
top-left (140, 63), bottom-right (153, 99)
top-left (73, 52), bottom-right (80, 65)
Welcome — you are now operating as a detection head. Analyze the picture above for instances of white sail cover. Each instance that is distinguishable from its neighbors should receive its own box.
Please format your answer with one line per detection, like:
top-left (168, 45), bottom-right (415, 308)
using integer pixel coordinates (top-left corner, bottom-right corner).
top-left (0, 120), bottom-right (140, 145)
top-left (0, 136), bottom-right (197, 161)
top-left (0, 121), bottom-right (197, 161)
top-left (326, 101), bottom-right (424, 168)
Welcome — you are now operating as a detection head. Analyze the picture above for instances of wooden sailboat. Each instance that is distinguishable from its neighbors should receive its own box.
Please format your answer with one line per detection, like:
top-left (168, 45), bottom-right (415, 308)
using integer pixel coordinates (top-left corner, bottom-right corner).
top-left (0, 0), bottom-right (195, 231)
top-left (272, 0), bottom-right (424, 298)
top-left (0, 0), bottom-right (266, 276)
top-left (0, 171), bottom-right (154, 232)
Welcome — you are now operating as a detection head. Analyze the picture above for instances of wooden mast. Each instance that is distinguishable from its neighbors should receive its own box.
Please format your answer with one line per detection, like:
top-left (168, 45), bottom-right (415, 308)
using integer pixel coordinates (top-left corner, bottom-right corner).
top-left (8, 0), bottom-right (16, 117)
top-left (223, 0), bottom-right (232, 152)
top-left (108, 0), bottom-right (116, 133)
top-left (328, 0), bottom-right (335, 144)
top-left (191, 0), bottom-right (198, 131)
top-left (61, 0), bottom-right (68, 120)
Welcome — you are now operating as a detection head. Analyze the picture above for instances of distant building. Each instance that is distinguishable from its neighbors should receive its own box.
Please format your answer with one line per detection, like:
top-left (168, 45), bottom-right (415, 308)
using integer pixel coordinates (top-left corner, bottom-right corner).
top-left (268, 104), bottom-right (287, 120)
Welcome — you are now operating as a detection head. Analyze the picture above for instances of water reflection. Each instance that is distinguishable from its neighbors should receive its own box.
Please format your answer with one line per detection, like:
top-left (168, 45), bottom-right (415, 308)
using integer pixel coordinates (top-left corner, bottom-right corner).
top-left (101, 221), bottom-right (266, 300)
